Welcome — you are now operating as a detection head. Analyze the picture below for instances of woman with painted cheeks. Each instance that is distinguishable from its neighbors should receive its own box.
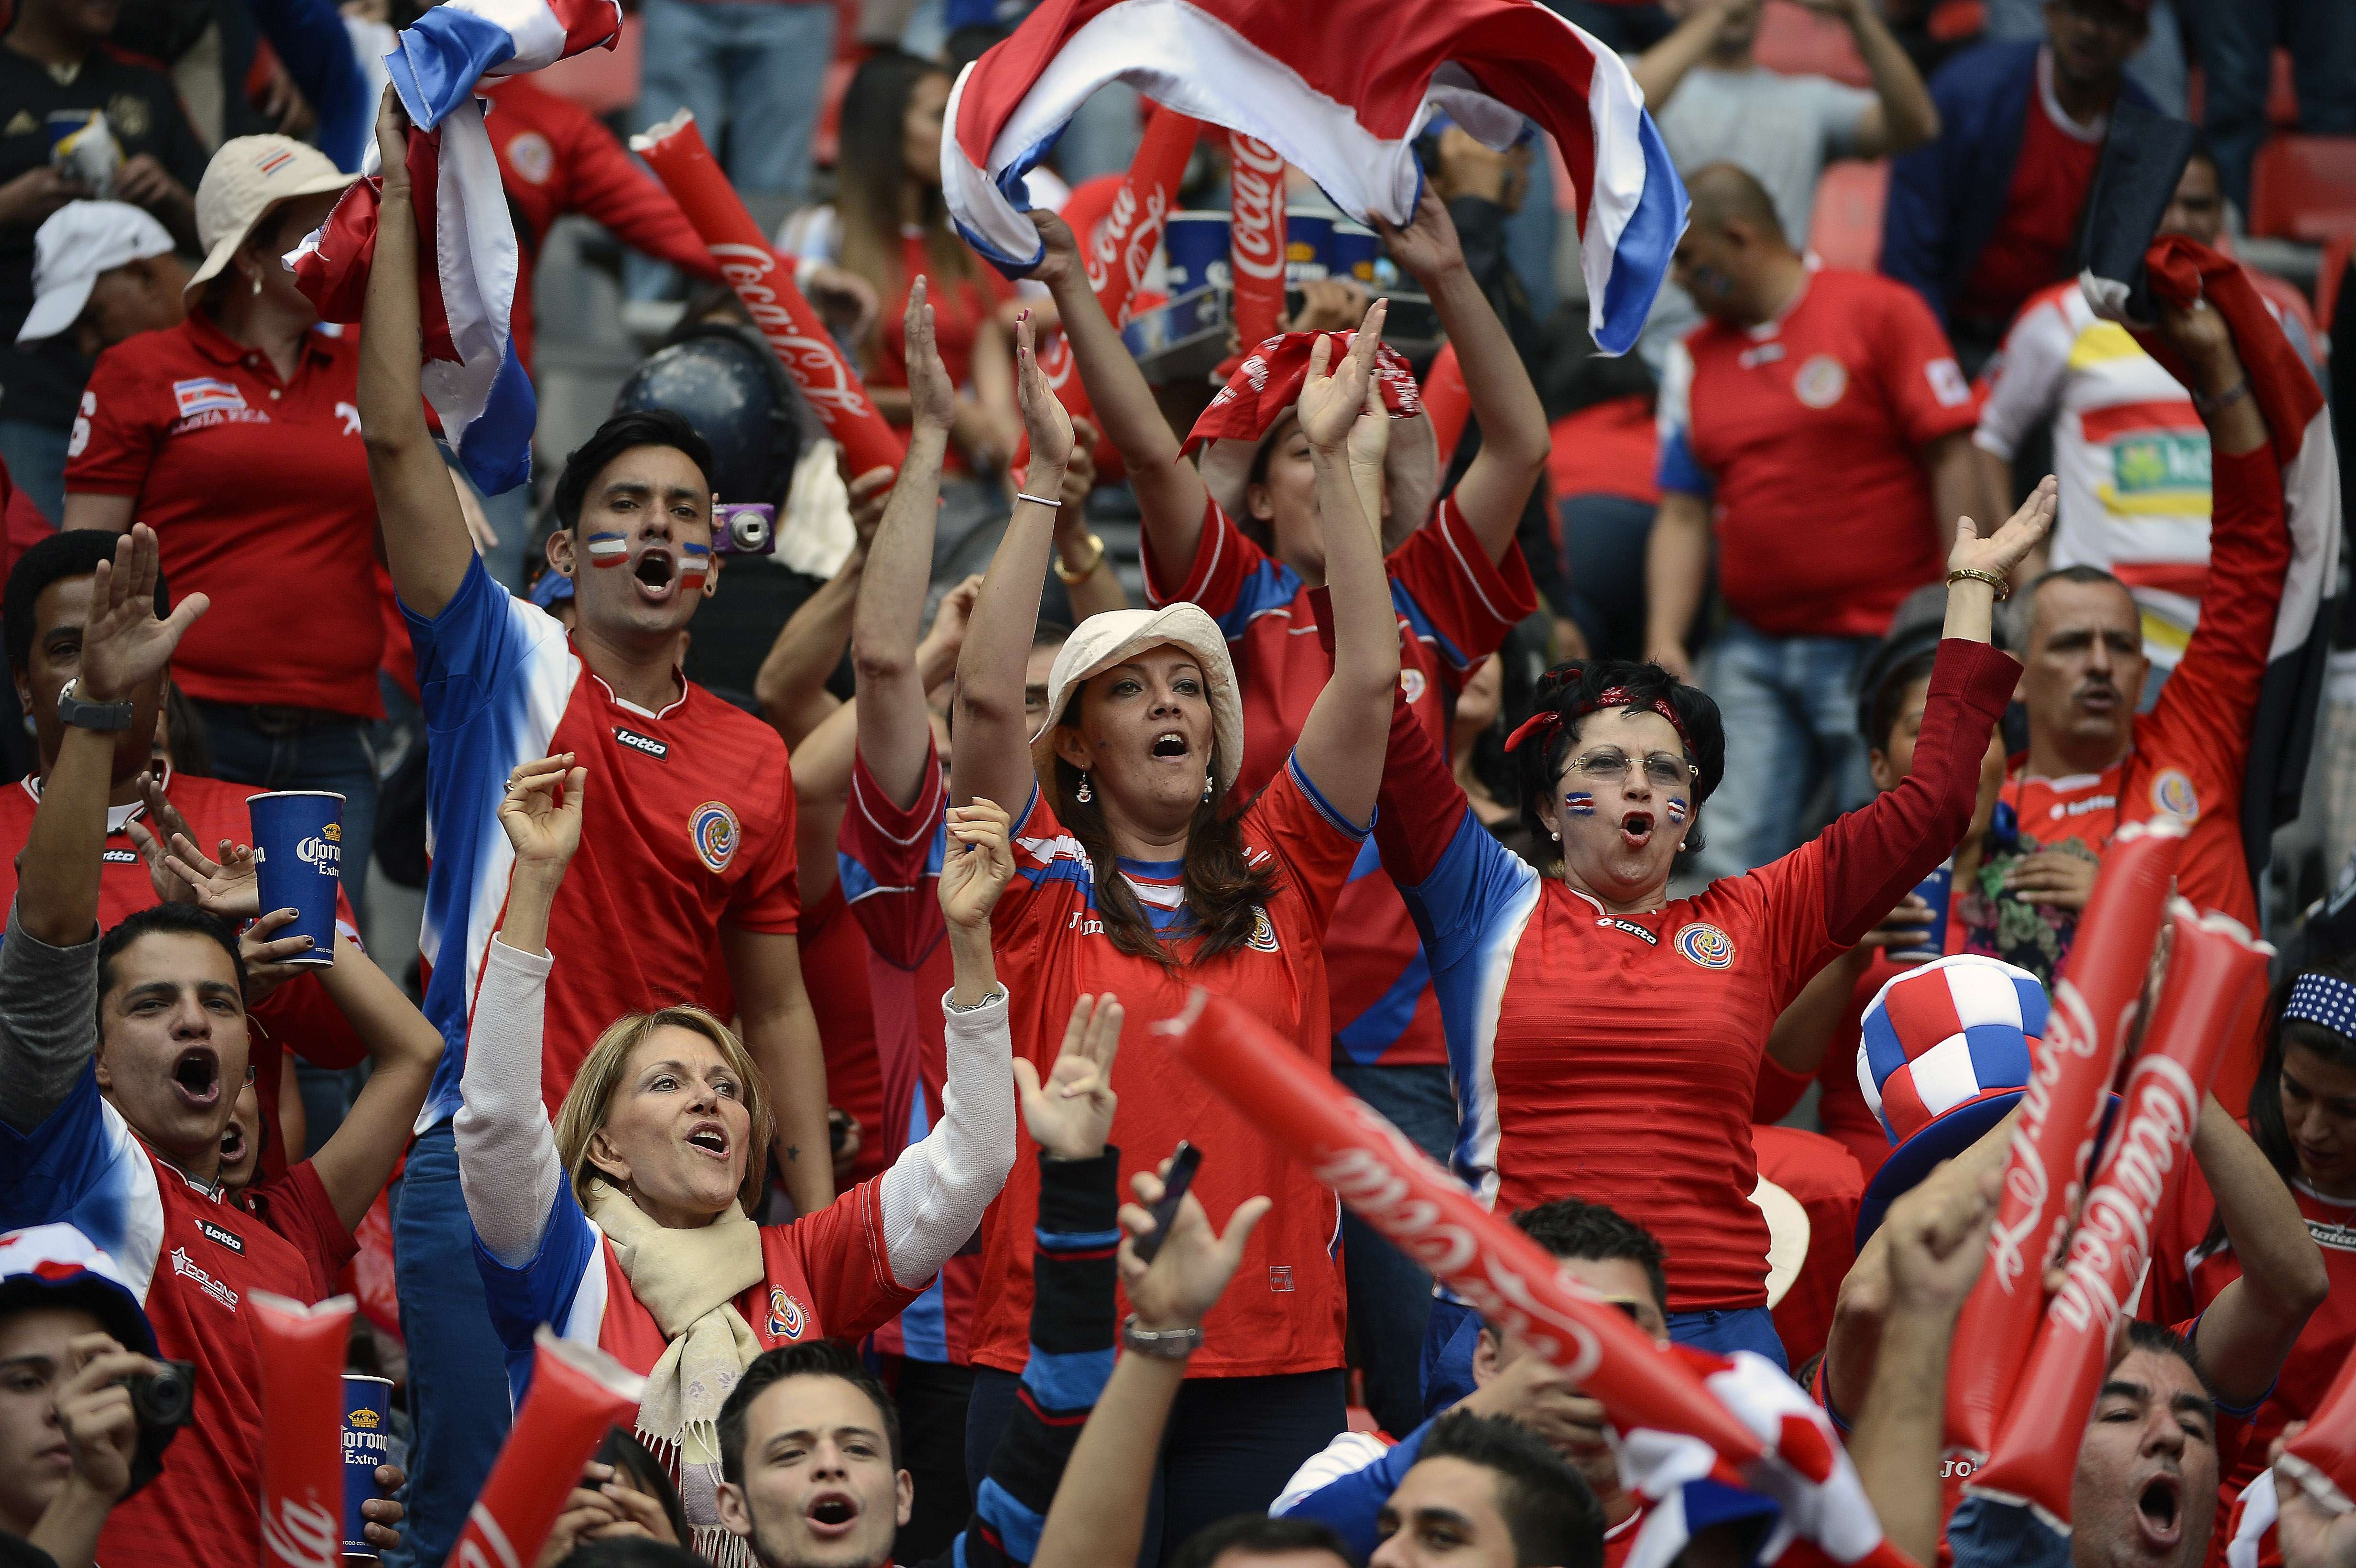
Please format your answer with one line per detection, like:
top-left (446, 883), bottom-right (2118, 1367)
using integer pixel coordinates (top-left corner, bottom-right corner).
top-left (948, 303), bottom-right (1403, 1553)
top-left (1374, 476), bottom-right (2055, 1380)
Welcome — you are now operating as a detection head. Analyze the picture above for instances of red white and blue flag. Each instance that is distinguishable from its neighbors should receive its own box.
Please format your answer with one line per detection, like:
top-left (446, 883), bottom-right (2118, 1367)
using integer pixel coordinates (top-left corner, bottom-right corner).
top-left (285, 0), bottom-right (620, 495)
top-left (173, 377), bottom-right (248, 419)
top-left (940, 0), bottom-right (1685, 354)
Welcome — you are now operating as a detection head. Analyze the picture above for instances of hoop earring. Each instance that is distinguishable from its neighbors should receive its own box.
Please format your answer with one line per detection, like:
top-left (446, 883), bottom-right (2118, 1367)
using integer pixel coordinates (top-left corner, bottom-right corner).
top-left (1075, 770), bottom-right (1092, 804)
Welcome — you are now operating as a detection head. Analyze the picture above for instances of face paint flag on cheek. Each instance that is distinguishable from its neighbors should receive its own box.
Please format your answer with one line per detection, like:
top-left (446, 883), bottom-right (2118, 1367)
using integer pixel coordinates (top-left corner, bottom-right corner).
top-left (1667, 798), bottom-right (1689, 826)
top-left (586, 533), bottom-right (629, 567)
top-left (679, 541), bottom-right (711, 583)
top-left (1564, 793), bottom-right (1596, 817)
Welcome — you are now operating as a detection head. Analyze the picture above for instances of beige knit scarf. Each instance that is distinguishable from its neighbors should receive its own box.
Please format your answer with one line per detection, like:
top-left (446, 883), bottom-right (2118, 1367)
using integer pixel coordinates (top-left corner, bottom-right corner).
top-left (586, 1184), bottom-right (765, 1567)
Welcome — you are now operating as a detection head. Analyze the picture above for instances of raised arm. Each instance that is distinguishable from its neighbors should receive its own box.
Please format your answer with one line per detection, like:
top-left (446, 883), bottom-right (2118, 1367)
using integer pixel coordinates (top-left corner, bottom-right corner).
top-left (851, 278), bottom-right (956, 808)
top-left (359, 87), bottom-right (480, 620)
top-left (1026, 210), bottom-right (1211, 577)
top-left (1289, 304), bottom-right (1402, 828)
top-left (1822, 0), bottom-right (1940, 157)
top-left (1377, 189), bottom-right (1547, 562)
top-left (2185, 1096), bottom-right (2329, 1408)
top-left (951, 312), bottom-right (1072, 813)
top-left (1630, 0), bottom-right (1743, 110)
top-left (454, 753), bottom-right (586, 1266)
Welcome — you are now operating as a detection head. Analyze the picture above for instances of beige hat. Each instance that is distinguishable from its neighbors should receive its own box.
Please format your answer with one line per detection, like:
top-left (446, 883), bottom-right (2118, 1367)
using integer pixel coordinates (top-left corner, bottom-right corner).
top-left (1028, 604), bottom-right (1245, 797)
top-left (1196, 407), bottom-right (1441, 554)
top-left (184, 136), bottom-right (359, 304)
top-left (1750, 1175), bottom-right (1811, 1311)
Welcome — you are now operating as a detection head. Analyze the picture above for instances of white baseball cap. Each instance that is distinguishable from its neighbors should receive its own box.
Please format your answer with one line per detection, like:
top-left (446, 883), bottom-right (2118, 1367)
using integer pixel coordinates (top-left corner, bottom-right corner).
top-left (184, 135), bottom-right (358, 304)
top-left (1028, 604), bottom-right (1245, 796)
top-left (17, 201), bottom-right (175, 345)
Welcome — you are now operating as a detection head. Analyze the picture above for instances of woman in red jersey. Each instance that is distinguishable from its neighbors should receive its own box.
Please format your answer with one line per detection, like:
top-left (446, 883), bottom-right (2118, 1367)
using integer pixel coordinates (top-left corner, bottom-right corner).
top-left (1374, 457), bottom-right (2057, 1383)
top-left (949, 304), bottom-right (1402, 1556)
top-left (2149, 952), bottom-right (2356, 1497)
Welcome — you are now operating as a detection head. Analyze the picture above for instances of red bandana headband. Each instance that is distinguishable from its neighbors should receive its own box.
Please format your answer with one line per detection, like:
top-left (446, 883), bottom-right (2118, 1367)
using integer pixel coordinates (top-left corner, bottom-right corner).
top-left (1178, 330), bottom-right (1423, 457)
top-left (1503, 683), bottom-right (1692, 757)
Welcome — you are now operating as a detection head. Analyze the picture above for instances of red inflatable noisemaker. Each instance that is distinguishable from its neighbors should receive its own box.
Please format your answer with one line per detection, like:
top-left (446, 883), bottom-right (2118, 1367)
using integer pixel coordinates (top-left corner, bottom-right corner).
top-left (1155, 988), bottom-right (1767, 1466)
top-left (447, 1329), bottom-right (648, 1568)
top-left (254, 1292), bottom-right (355, 1568)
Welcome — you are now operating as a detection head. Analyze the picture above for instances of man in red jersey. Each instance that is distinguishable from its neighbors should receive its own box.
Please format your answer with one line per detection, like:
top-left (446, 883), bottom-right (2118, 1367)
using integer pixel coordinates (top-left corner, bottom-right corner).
top-left (1647, 162), bottom-right (1983, 884)
top-left (0, 526), bottom-right (404, 1568)
top-left (360, 87), bottom-right (830, 1568)
top-left (1954, 292), bottom-right (2288, 991)
top-left (0, 528), bottom-right (366, 1182)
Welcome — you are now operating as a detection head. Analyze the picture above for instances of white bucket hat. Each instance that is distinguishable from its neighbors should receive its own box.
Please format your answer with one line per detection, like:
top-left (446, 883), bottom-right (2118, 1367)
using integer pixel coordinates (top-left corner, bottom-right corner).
top-left (1027, 604), bottom-right (1245, 797)
top-left (184, 136), bottom-right (359, 305)
top-left (18, 201), bottom-right (175, 344)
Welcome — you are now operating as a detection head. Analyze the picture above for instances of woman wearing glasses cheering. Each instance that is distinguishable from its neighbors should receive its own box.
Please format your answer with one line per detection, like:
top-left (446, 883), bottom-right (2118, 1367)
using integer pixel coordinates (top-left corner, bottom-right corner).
top-left (1376, 476), bottom-right (2057, 1379)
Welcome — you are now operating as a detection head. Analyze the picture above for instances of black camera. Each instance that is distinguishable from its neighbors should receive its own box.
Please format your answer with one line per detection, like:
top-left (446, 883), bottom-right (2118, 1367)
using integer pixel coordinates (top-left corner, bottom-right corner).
top-left (128, 1360), bottom-right (197, 1428)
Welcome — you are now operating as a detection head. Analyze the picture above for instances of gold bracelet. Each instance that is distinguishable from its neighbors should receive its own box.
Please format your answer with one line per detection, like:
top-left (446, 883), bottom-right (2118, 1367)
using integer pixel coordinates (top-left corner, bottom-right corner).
top-left (1946, 566), bottom-right (2009, 600)
top-left (1053, 532), bottom-right (1107, 585)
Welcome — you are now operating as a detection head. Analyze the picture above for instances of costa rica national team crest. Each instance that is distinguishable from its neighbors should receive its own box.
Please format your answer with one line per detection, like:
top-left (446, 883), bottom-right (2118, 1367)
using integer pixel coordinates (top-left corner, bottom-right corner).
top-left (766, 1287), bottom-right (808, 1340)
top-left (2149, 768), bottom-right (2200, 823)
top-left (690, 801), bottom-right (741, 873)
top-left (1247, 907), bottom-right (1280, 953)
top-left (1674, 923), bottom-right (1734, 969)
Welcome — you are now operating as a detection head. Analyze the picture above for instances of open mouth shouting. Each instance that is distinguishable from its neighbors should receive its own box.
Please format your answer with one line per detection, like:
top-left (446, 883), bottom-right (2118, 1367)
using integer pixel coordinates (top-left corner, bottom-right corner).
top-left (683, 1120), bottom-right (731, 1161)
top-left (1149, 730), bottom-right (1189, 762)
top-left (1619, 810), bottom-right (1655, 850)
top-left (219, 1115), bottom-right (247, 1166)
top-left (2134, 1472), bottom-right (2183, 1552)
top-left (803, 1491), bottom-right (861, 1542)
top-left (632, 546), bottom-right (680, 604)
top-left (172, 1047), bottom-right (222, 1111)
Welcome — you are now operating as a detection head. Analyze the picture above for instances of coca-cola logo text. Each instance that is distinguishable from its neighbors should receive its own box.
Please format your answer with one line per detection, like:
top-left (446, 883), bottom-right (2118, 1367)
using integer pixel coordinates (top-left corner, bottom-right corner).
top-left (453, 1502), bottom-right (524, 1568)
top-left (707, 243), bottom-right (878, 425)
top-left (1227, 136), bottom-right (1287, 283)
top-left (2049, 1057), bottom-right (2195, 1334)
top-left (261, 1496), bottom-right (339, 1568)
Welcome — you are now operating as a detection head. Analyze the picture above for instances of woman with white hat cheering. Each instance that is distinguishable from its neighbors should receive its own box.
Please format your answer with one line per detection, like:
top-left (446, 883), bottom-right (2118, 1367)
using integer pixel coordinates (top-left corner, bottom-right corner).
top-left (948, 300), bottom-right (1402, 1556)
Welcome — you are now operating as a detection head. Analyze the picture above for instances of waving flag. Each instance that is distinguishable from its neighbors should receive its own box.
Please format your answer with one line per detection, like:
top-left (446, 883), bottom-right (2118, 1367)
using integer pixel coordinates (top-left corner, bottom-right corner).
top-left (286, 0), bottom-right (620, 495)
top-left (941, 0), bottom-right (1685, 355)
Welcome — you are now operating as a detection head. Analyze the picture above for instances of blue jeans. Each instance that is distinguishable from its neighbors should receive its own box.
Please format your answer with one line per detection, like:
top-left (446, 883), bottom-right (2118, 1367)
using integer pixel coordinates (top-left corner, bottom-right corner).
top-left (2192, 0), bottom-right (2356, 213)
top-left (192, 701), bottom-right (380, 916)
top-left (1331, 1062), bottom-right (1459, 1441)
top-left (384, 1123), bottom-right (515, 1568)
top-left (967, 1366), bottom-right (1344, 1568)
top-left (0, 418), bottom-right (67, 523)
top-left (627, 0), bottom-right (834, 299)
top-left (1421, 1298), bottom-right (1785, 1416)
top-left (1691, 618), bottom-right (1877, 885)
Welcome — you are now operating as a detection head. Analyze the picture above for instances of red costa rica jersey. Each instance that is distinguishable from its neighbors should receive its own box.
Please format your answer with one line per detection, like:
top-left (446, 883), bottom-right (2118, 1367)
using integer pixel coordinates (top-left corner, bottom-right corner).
top-left (0, 765), bottom-right (367, 1181)
top-left (65, 316), bottom-right (383, 718)
top-left (1143, 493), bottom-right (1534, 1069)
top-left (967, 757), bottom-right (1367, 1378)
top-left (837, 741), bottom-right (974, 1363)
top-left (2147, 1147), bottom-right (2356, 1497)
top-left (801, 883), bottom-right (887, 1187)
top-left (1657, 267), bottom-right (1977, 639)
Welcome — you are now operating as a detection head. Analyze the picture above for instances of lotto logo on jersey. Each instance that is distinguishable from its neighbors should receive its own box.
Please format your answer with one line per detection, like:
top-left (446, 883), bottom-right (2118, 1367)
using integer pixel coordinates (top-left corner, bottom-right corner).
top-left (690, 801), bottom-right (740, 872)
top-left (173, 378), bottom-right (248, 418)
top-left (196, 1217), bottom-right (245, 1253)
top-left (1673, 923), bottom-right (1734, 969)
top-left (766, 1287), bottom-right (808, 1339)
top-left (615, 727), bottom-right (669, 760)
top-left (1247, 907), bottom-right (1280, 953)
top-left (2149, 769), bottom-right (2201, 823)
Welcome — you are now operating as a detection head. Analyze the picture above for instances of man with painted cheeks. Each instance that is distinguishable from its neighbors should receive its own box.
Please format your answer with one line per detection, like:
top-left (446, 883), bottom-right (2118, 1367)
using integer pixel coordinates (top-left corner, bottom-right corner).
top-left (354, 85), bottom-right (831, 1568)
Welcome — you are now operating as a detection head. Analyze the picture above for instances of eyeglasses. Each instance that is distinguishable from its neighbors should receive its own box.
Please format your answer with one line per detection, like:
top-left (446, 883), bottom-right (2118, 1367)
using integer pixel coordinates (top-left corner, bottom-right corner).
top-left (1567, 749), bottom-right (1695, 788)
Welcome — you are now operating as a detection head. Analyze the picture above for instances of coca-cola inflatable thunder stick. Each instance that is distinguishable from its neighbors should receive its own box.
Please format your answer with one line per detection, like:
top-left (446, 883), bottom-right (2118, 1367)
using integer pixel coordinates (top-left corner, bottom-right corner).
top-left (1155, 988), bottom-right (1768, 1467)
top-left (632, 111), bottom-right (905, 479)
top-left (1970, 902), bottom-right (2273, 1529)
top-left (1227, 131), bottom-right (1288, 350)
top-left (448, 1330), bottom-right (647, 1568)
top-left (1945, 817), bottom-right (2189, 1465)
top-left (254, 1293), bottom-right (356, 1568)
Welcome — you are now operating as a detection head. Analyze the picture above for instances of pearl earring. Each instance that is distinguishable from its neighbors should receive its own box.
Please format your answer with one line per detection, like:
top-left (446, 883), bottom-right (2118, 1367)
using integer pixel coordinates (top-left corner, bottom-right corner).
top-left (251, 271), bottom-right (262, 296)
top-left (1550, 829), bottom-right (1560, 841)
top-left (1076, 770), bottom-right (1092, 804)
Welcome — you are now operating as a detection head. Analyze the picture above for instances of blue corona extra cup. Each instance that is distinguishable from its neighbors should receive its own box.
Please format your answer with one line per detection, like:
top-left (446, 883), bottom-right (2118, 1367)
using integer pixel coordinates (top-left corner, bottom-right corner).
top-left (341, 1373), bottom-right (394, 1557)
top-left (1162, 211), bottom-right (1232, 294)
top-left (1329, 222), bottom-right (1379, 284)
top-left (248, 791), bottom-right (344, 966)
top-left (1282, 207), bottom-right (1333, 282)
top-left (1887, 857), bottom-right (1954, 964)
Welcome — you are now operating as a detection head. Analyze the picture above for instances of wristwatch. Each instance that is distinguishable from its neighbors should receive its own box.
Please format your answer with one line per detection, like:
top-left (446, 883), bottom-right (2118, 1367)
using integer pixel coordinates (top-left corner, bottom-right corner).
top-left (1053, 532), bottom-right (1108, 585)
top-left (56, 679), bottom-right (134, 732)
top-left (1120, 1314), bottom-right (1202, 1360)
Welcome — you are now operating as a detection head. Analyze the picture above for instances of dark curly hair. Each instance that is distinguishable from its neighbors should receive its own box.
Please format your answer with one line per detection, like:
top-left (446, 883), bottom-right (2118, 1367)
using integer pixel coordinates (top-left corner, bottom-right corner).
top-left (1508, 660), bottom-right (1724, 854)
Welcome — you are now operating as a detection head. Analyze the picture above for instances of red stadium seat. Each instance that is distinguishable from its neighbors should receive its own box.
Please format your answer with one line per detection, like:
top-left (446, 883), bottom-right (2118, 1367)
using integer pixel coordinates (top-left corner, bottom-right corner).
top-left (2248, 134), bottom-right (2356, 242)
top-left (1753, 0), bottom-right (1871, 88)
top-left (534, 12), bottom-right (642, 117)
top-left (1807, 159), bottom-right (1888, 272)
